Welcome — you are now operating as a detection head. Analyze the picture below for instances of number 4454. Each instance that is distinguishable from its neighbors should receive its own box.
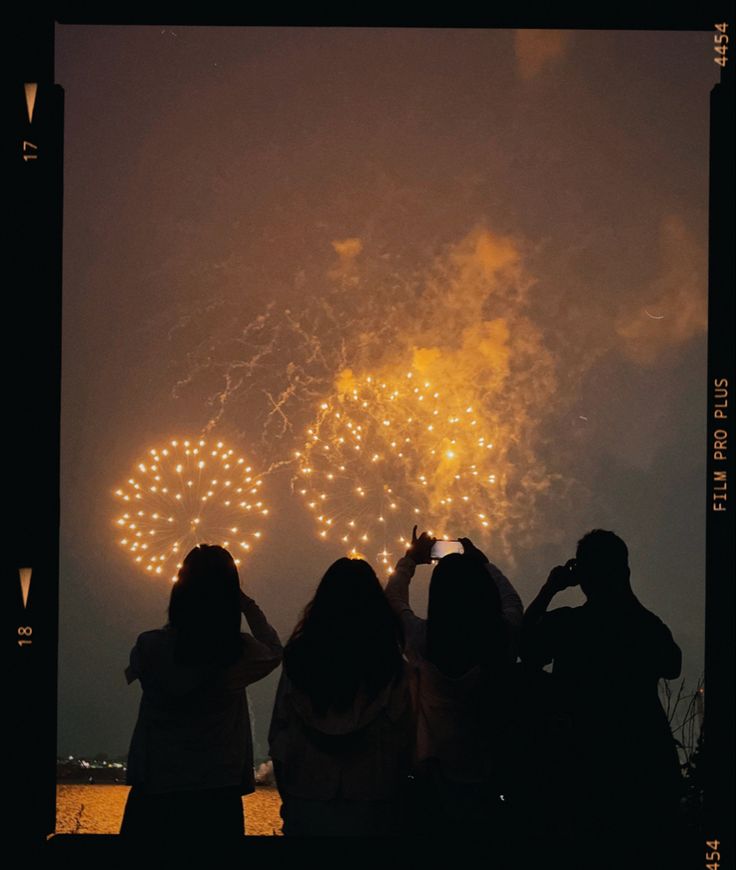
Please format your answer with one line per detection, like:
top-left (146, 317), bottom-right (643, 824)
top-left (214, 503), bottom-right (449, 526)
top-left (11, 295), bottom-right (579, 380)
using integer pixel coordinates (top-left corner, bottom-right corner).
top-left (706, 839), bottom-right (721, 870)
top-left (714, 23), bottom-right (728, 68)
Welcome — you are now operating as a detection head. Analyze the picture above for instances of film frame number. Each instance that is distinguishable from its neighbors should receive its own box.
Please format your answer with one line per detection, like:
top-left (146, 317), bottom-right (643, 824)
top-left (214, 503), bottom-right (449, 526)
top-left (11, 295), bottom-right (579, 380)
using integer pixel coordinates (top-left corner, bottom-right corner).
top-left (706, 839), bottom-right (721, 870)
top-left (714, 23), bottom-right (729, 68)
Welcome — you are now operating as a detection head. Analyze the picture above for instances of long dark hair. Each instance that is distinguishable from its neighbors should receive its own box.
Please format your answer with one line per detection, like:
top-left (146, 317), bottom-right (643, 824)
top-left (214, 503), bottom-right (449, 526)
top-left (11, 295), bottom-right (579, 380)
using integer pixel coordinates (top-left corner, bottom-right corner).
top-left (284, 558), bottom-right (404, 715)
top-left (168, 544), bottom-right (242, 667)
top-left (425, 553), bottom-right (507, 679)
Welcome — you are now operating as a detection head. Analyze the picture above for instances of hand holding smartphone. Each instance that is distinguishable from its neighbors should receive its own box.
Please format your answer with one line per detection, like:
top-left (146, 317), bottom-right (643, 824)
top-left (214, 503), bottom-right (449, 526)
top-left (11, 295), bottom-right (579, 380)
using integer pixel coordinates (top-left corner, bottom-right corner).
top-left (546, 558), bottom-right (579, 592)
top-left (430, 540), bottom-right (464, 560)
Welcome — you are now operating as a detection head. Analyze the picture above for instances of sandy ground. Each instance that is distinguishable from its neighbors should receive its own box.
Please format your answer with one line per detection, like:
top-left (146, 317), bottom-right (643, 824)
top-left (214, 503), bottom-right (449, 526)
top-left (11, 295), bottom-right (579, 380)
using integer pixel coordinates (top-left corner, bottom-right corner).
top-left (55, 784), bottom-right (283, 836)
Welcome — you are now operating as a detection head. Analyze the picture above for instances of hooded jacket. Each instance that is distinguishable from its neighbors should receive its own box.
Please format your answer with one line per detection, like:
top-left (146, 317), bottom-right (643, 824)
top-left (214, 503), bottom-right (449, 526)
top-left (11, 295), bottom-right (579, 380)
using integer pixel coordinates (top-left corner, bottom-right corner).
top-left (268, 669), bottom-right (412, 801)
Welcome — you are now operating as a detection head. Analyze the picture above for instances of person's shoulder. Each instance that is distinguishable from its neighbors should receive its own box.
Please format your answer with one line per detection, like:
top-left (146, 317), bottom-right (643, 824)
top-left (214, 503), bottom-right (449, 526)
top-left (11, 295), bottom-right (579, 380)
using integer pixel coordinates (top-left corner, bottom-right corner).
top-left (138, 625), bottom-right (169, 639)
top-left (630, 599), bottom-right (673, 633)
top-left (128, 627), bottom-right (172, 680)
top-left (135, 626), bottom-right (171, 649)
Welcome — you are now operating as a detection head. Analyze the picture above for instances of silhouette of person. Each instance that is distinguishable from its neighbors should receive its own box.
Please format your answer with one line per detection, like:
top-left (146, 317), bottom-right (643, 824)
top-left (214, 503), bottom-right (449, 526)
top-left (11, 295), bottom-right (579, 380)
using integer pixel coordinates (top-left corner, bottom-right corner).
top-left (268, 557), bottom-right (412, 836)
top-left (120, 544), bottom-right (282, 840)
top-left (521, 529), bottom-right (683, 868)
top-left (385, 528), bottom-right (523, 838)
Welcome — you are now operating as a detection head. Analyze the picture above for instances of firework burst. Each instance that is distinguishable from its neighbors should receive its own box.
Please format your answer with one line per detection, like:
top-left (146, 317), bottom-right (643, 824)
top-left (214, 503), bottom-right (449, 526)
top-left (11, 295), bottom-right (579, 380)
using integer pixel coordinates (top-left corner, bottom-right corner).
top-left (113, 437), bottom-right (268, 581)
top-left (293, 366), bottom-right (504, 573)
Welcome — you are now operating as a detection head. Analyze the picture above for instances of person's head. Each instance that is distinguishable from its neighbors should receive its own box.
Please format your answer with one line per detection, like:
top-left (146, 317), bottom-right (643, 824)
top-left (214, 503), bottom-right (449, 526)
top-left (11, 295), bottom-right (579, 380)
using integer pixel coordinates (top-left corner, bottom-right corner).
top-left (426, 553), bottom-right (505, 678)
top-left (575, 529), bottom-right (631, 600)
top-left (168, 544), bottom-right (242, 666)
top-left (285, 557), bottom-right (403, 713)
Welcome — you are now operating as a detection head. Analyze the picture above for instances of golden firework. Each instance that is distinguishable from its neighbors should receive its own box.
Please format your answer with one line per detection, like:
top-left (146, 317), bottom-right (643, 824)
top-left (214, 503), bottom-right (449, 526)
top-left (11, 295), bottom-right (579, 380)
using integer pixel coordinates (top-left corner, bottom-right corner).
top-left (293, 367), bottom-right (501, 573)
top-left (113, 437), bottom-right (268, 581)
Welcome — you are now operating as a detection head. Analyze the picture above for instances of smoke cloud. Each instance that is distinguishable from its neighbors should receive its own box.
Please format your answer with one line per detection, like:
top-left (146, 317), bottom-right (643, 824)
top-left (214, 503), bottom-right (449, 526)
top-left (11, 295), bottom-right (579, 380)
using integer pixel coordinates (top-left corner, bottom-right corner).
top-left (615, 215), bottom-right (707, 364)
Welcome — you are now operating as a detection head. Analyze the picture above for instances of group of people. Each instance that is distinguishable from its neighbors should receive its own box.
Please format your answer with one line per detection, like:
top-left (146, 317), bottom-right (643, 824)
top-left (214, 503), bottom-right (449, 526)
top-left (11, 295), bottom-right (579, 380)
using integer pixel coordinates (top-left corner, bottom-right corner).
top-left (120, 526), bottom-right (684, 864)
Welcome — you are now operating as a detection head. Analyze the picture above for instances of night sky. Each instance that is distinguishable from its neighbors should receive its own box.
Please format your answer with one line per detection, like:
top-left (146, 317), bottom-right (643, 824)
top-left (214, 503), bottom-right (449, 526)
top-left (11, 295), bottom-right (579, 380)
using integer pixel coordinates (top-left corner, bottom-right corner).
top-left (55, 25), bottom-right (718, 760)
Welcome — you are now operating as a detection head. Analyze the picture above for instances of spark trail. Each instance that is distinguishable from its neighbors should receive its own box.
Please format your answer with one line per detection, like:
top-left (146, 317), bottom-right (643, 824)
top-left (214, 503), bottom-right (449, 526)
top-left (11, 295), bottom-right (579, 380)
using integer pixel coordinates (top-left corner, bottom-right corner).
top-left (170, 226), bottom-right (564, 561)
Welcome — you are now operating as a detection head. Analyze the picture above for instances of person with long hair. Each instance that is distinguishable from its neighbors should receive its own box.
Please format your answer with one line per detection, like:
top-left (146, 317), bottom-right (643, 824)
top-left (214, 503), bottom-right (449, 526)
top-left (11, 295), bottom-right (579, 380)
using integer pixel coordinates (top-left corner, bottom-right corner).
top-left (385, 527), bottom-right (523, 835)
top-left (268, 557), bottom-right (412, 836)
top-left (120, 544), bottom-right (282, 840)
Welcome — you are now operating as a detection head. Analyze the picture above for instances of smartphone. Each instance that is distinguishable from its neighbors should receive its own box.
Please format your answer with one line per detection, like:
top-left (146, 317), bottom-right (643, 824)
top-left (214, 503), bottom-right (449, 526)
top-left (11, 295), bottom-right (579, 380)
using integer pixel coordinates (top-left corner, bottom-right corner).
top-left (430, 540), bottom-right (464, 560)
